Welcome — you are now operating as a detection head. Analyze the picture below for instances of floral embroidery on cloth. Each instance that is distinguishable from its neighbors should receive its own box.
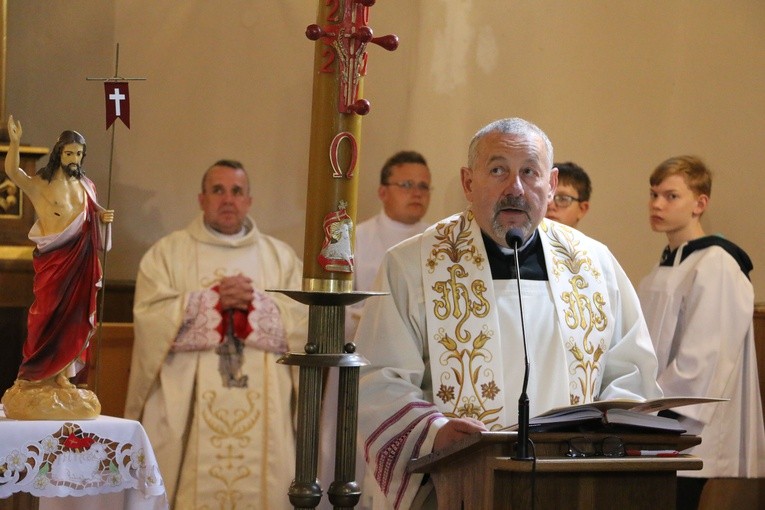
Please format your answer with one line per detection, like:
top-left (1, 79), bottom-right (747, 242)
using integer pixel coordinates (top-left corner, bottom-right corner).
top-left (0, 421), bottom-right (163, 498)
top-left (540, 220), bottom-right (613, 405)
top-left (421, 211), bottom-right (507, 428)
top-left (173, 289), bottom-right (221, 351)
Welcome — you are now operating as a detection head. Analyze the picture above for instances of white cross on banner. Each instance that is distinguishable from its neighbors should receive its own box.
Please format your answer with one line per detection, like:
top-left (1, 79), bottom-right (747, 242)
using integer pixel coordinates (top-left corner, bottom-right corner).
top-left (104, 82), bottom-right (130, 129)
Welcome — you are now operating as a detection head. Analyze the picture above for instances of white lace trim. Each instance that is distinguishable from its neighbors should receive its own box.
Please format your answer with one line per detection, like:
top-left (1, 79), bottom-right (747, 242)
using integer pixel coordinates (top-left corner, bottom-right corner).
top-left (244, 291), bottom-right (287, 354)
top-left (171, 289), bottom-right (287, 354)
top-left (172, 289), bottom-right (222, 351)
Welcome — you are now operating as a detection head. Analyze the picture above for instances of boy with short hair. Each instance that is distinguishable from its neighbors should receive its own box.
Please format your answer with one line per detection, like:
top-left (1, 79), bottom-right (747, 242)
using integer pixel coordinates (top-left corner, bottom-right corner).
top-left (638, 155), bottom-right (765, 510)
top-left (545, 161), bottom-right (591, 228)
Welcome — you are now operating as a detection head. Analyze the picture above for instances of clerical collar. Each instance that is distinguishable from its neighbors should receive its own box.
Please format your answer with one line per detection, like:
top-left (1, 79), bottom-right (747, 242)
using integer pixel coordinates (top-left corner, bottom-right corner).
top-left (659, 234), bottom-right (753, 279)
top-left (205, 222), bottom-right (249, 240)
top-left (481, 229), bottom-right (548, 280)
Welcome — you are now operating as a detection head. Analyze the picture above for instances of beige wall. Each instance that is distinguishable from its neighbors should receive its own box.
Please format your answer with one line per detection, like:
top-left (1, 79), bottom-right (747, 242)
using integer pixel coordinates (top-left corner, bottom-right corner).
top-left (7, 1), bottom-right (765, 299)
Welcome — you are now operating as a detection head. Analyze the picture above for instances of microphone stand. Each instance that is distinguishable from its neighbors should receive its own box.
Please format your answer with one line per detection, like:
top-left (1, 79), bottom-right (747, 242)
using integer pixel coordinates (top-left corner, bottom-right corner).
top-left (508, 231), bottom-right (533, 461)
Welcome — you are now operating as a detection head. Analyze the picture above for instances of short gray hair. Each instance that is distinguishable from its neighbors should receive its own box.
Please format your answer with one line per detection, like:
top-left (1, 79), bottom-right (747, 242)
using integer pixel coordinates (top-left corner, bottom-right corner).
top-left (467, 118), bottom-right (554, 170)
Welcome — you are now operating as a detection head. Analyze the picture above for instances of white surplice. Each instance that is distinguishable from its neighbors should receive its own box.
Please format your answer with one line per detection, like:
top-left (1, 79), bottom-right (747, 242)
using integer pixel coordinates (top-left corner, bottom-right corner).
top-left (347, 211), bottom-right (429, 339)
top-left (354, 211), bottom-right (429, 294)
top-left (639, 241), bottom-right (765, 478)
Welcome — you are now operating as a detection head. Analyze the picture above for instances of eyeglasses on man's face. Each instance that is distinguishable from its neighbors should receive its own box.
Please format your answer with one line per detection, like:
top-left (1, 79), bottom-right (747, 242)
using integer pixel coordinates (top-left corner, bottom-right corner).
top-left (384, 180), bottom-right (432, 193)
top-left (551, 194), bottom-right (583, 208)
top-left (564, 436), bottom-right (625, 458)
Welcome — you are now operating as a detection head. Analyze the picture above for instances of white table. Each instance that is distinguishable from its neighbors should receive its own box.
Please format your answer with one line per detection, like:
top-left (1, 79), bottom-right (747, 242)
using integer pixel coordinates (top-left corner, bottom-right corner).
top-left (0, 407), bottom-right (167, 510)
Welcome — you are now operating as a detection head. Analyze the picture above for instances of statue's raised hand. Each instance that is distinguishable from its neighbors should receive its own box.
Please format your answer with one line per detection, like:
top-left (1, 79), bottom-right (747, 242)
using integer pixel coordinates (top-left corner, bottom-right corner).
top-left (7, 115), bottom-right (22, 144)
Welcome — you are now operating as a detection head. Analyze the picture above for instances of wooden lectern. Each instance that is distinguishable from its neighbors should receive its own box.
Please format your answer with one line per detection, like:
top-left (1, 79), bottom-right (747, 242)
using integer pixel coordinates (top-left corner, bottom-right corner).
top-left (409, 431), bottom-right (701, 510)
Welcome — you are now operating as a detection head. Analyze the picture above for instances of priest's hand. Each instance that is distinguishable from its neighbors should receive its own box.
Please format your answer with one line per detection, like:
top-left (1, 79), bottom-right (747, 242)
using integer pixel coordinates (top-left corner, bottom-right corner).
top-left (218, 274), bottom-right (254, 311)
top-left (433, 417), bottom-right (487, 452)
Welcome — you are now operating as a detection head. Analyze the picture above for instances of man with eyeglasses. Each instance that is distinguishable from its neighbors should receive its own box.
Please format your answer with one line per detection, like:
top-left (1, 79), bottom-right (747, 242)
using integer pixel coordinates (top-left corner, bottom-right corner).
top-left (348, 150), bottom-right (432, 336)
top-left (355, 118), bottom-right (662, 509)
top-left (545, 161), bottom-right (591, 228)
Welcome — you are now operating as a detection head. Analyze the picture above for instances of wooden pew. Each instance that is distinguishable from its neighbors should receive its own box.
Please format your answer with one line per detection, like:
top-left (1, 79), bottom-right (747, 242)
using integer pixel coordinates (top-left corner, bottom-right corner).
top-left (86, 322), bottom-right (134, 418)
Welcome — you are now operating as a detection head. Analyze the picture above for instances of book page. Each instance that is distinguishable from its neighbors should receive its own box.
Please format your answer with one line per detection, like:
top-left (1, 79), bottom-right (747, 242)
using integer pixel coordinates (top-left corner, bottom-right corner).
top-left (628, 396), bottom-right (727, 413)
top-left (534, 396), bottom-right (728, 418)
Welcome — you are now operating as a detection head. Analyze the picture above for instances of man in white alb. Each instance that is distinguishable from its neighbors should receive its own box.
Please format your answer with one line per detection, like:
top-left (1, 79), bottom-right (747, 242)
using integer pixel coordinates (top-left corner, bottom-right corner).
top-left (638, 155), bottom-right (765, 510)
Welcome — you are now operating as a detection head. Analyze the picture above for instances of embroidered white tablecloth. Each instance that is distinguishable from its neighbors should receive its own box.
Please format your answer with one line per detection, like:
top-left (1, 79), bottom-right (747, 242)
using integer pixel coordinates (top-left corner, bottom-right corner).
top-left (0, 407), bottom-right (167, 509)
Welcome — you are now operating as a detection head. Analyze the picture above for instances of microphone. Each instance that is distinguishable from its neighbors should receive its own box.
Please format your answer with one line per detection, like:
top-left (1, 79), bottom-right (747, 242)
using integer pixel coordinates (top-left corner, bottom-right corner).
top-left (506, 228), bottom-right (533, 461)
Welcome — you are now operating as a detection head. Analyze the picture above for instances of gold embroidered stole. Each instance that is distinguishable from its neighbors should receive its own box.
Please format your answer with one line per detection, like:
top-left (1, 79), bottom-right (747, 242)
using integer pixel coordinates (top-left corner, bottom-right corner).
top-left (421, 212), bottom-right (613, 429)
top-left (421, 211), bottom-right (506, 427)
top-left (538, 219), bottom-right (613, 406)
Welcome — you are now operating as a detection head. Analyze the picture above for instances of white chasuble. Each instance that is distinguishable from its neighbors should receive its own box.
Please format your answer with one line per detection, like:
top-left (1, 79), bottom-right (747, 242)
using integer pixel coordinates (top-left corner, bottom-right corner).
top-left (126, 214), bottom-right (305, 510)
top-left (421, 211), bottom-right (614, 428)
top-left (175, 350), bottom-right (294, 510)
top-left (173, 242), bottom-right (294, 509)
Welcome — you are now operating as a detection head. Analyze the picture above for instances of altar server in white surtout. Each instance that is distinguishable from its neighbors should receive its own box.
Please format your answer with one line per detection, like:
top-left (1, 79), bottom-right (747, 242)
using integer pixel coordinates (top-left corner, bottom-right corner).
top-left (356, 117), bottom-right (663, 510)
top-left (638, 155), bottom-right (765, 510)
top-left (125, 160), bottom-right (307, 509)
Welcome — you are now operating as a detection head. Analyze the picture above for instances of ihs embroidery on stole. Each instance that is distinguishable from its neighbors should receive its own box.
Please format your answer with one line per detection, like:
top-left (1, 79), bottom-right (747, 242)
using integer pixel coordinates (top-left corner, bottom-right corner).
top-left (541, 222), bottom-right (608, 405)
top-left (425, 211), bottom-right (505, 429)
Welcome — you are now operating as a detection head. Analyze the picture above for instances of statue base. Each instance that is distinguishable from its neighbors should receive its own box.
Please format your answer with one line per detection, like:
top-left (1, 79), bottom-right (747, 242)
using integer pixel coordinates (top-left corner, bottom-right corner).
top-left (1, 377), bottom-right (101, 420)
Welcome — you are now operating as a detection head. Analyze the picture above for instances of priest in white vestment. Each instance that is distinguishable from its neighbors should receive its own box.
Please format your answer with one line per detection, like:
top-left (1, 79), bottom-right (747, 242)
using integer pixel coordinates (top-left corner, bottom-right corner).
top-left (638, 155), bottom-right (765, 509)
top-left (124, 160), bottom-right (307, 509)
top-left (356, 118), bottom-right (663, 509)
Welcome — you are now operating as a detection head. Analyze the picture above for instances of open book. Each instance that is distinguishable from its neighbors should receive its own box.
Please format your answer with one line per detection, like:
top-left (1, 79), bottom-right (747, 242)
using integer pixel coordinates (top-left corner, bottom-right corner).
top-left (505, 397), bottom-right (727, 434)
